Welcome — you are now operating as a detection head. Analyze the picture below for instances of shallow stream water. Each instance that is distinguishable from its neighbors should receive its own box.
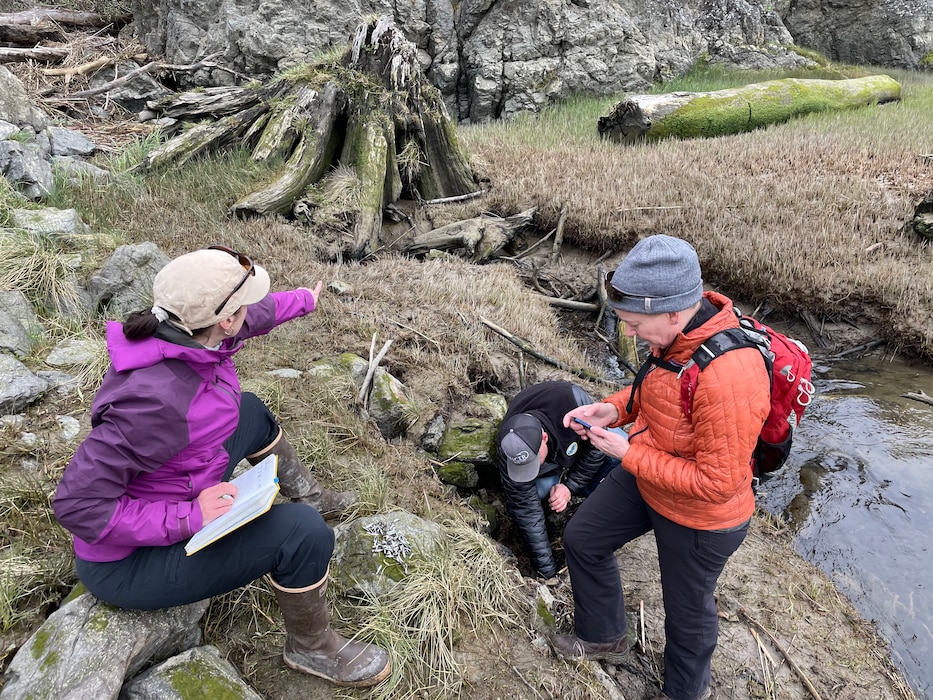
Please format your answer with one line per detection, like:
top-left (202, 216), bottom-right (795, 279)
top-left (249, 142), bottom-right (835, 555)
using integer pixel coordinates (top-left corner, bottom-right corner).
top-left (755, 353), bottom-right (933, 698)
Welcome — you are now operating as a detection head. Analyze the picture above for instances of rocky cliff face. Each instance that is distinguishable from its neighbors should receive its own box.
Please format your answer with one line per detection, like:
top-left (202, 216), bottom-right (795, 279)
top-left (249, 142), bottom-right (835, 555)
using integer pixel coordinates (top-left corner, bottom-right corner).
top-left (776, 0), bottom-right (933, 70)
top-left (129, 0), bottom-right (810, 122)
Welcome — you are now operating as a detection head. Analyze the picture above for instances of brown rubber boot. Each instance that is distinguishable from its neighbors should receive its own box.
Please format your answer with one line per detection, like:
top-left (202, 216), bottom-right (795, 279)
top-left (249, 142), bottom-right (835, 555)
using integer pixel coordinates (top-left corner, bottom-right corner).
top-left (270, 575), bottom-right (391, 688)
top-left (250, 430), bottom-right (357, 520)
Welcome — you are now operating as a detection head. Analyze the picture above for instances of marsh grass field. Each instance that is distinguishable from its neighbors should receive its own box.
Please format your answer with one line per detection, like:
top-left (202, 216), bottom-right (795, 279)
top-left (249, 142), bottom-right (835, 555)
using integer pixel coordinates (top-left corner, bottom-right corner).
top-left (1, 49), bottom-right (932, 699)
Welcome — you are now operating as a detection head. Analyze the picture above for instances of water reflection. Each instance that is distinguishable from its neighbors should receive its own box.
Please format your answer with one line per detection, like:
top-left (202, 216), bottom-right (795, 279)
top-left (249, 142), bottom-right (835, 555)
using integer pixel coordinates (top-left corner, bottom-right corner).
top-left (756, 357), bottom-right (933, 698)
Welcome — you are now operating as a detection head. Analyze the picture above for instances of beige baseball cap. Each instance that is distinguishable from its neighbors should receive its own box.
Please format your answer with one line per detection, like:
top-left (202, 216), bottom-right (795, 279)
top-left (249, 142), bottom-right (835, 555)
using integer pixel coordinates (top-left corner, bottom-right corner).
top-left (152, 247), bottom-right (270, 334)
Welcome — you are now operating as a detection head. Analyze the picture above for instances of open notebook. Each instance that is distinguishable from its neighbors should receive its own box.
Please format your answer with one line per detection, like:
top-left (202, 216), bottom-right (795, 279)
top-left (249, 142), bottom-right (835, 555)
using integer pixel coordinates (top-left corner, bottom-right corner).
top-left (185, 454), bottom-right (280, 556)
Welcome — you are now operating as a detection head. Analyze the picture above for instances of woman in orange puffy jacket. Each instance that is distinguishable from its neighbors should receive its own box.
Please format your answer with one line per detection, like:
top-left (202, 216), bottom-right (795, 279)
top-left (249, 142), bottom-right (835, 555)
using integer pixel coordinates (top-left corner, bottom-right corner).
top-left (554, 235), bottom-right (771, 700)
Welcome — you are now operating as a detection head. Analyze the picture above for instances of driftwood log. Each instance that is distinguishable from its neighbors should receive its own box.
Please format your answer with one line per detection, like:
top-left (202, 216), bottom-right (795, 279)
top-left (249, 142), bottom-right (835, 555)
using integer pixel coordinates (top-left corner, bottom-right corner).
top-left (598, 76), bottom-right (902, 144)
top-left (404, 208), bottom-right (537, 263)
top-left (0, 9), bottom-right (129, 46)
top-left (0, 46), bottom-right (68, 64)
top-left (141, 16), bottom-right (478, 260)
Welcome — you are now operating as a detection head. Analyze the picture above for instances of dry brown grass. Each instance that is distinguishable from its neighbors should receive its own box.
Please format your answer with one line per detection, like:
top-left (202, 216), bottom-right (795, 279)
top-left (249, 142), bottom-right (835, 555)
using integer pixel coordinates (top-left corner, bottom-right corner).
top-left (459, 68), bottom-right (933, 357)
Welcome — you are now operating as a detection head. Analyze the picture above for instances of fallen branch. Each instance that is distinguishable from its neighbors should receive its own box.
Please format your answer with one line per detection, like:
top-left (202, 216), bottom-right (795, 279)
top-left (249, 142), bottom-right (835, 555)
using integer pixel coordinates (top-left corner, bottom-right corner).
top-left (901, 390), bottom-right (933, 407)
top-left (536, 294), bottom-right (599, 312)
top-left (50, 53), bottom-right (224, 100)
top-left (65, 60), bottom-right (158, 98)
top-left (829, 339), bottom-right (886, 360)
top-left (422, 190), bottom-right (486, 205)
top-left (799, 310), bottom-right (831, 350)
top-left (479, 316), bottom-right (619, 387)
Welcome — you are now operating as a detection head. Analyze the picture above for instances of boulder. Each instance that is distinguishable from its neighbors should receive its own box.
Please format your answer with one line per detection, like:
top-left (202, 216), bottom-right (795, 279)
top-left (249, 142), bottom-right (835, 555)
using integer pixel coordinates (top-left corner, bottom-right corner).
top-left (331, 512), bottom-right (445, 599)
top-left (0, 593), bottom-right (208, 700)
top-left (0, 354), bottom-right (48, 413)
top-left (118, 645), bottom-right (263, 700)
top-left (87, 242), bottom-right (171, 319)
top-left (0, 66), bottom-right (48, 131)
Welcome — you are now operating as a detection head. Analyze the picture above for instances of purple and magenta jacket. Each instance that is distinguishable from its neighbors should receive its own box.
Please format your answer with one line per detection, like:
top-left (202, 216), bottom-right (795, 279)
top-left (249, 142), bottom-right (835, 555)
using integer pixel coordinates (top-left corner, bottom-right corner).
top-left (53, 290), bottom-right (315, 562)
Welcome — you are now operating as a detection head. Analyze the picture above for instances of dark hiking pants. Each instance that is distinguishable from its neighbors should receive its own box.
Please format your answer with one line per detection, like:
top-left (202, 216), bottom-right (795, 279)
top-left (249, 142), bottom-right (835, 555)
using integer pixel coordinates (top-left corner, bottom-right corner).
top-left (563, 466), bottom-right (749, 700)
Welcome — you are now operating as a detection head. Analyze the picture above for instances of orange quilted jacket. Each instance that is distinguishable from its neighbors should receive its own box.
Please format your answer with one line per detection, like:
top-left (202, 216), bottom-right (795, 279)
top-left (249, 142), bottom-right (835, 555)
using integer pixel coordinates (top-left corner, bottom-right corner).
top-left (604, 291), bottom-right (771, 530)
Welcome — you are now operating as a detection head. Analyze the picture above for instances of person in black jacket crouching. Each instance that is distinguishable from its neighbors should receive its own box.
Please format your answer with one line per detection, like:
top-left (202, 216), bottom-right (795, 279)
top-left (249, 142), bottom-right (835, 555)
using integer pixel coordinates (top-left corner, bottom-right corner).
top-left (497, 381), bottom-right (619, 579)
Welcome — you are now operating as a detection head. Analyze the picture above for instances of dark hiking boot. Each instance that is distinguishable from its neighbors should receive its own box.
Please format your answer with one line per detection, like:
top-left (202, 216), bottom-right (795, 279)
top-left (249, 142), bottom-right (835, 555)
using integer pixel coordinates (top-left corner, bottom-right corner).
top-left (552, 633), bottom-right (630, 663)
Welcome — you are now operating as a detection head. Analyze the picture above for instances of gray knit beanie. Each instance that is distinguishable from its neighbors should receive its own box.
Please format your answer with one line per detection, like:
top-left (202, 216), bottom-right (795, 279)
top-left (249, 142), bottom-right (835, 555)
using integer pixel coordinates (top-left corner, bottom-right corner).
top-left (607, 234), bottom-right (703, 314)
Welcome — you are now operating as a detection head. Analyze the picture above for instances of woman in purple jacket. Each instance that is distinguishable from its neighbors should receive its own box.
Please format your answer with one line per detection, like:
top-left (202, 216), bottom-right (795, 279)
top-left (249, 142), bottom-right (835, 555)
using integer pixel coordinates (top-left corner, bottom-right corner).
top-left (53, 245), bottom-right (390, 688)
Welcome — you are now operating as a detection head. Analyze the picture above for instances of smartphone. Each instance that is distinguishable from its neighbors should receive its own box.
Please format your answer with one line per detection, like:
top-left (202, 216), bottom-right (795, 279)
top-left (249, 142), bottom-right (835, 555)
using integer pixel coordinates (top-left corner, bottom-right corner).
top-left (573, 416), bottom-right (593, 430)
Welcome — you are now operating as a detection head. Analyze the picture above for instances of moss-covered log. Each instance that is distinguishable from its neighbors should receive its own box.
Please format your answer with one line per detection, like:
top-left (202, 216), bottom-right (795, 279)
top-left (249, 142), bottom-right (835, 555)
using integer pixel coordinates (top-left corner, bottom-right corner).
top-left (230, 83), bottom-right (345, 217)
top-left (598, 75), bottom-right (902, 144)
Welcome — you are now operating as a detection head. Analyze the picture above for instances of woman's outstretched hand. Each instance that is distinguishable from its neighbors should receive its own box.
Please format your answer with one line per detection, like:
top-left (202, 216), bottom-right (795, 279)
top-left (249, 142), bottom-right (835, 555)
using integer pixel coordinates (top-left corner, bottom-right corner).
top-left (299, 281), bottom-right (324, 309)
top-left (196, 482), bottom-right (239, 525)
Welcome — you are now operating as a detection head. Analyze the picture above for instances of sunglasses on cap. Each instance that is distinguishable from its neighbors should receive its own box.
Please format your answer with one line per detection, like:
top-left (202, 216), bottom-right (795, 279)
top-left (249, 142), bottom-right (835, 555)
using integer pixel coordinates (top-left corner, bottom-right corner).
top-left (604, 270), bottom-right (627, 305)
top-left (208, 245), bottom-right (255, 316)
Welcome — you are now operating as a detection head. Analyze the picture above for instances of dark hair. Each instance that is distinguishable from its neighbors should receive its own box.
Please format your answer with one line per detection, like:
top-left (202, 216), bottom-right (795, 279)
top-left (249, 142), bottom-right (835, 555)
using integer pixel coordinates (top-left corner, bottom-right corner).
top-left (123, 309), bottom-right (161, 339)
top-left (123, 308), bottom-right (214, 340)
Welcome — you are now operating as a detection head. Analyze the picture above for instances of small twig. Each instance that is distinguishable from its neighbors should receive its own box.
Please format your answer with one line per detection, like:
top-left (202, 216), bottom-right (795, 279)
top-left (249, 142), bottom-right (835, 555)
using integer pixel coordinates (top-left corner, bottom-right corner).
top-left (595, 265), bottom-right (608, 330)
top-left (639, 599), bottom-right (646, 650)
top-left (536, 294), bottom-right (599, 312)
top-left (421, 190), bottom-right (486, 205)
top-left (549, 205), bottom-right (568, 266)
top-left (501, 227), bottom-right (555, 261)
top-left (387, 318), bottom-right (440, 349)
top-left (748, 625), bottom-right (778, 700)
top-left (828, 338), bottom-right (886, 360)
top-left (479, 316), bottom-right (618, 386)
top-left (358, 339), bottom-right (394, 408)
top-left (738, 606), bottom-right (824, 700)
top-left (518, 350), bottom-right (526, 391)
top-left (511, 665), bottom-right (545, 699)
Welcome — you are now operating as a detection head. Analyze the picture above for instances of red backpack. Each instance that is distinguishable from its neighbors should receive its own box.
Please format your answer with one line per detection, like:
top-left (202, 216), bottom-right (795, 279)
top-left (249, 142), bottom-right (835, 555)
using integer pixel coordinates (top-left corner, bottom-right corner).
top-left (628, 309), bottom-right (815, 482)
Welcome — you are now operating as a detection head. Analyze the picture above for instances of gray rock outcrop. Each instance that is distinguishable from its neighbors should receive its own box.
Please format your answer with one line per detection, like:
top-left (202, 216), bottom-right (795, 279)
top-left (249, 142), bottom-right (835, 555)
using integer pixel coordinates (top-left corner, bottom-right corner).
top-left (777, 0), bottom-right (933, 70)
top-left (130, 0), bottom-right (812, 123)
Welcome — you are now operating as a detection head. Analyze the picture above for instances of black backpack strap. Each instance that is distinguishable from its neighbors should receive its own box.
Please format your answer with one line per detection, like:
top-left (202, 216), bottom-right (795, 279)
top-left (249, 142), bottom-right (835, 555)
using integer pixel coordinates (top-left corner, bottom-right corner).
top-left (625, 354), bottom-right (684, 413)
top-left (691, 327), bottom-right (760, 371)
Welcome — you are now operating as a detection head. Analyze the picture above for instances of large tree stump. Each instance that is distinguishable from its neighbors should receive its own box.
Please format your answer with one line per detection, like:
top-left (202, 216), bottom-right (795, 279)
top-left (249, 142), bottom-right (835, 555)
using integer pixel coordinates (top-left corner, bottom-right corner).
top-left (143, 15), bottom-right (479, 260)
top-left (598, 75), bottom-right (902, 144)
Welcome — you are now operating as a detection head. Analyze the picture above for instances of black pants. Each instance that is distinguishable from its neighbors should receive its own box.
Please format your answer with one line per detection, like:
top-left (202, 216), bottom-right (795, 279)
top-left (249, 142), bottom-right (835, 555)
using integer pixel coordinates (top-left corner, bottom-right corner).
top-left (564, 467), bottom-right (749, 700)
top-left (76, 393), bottom-right (334, 609)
